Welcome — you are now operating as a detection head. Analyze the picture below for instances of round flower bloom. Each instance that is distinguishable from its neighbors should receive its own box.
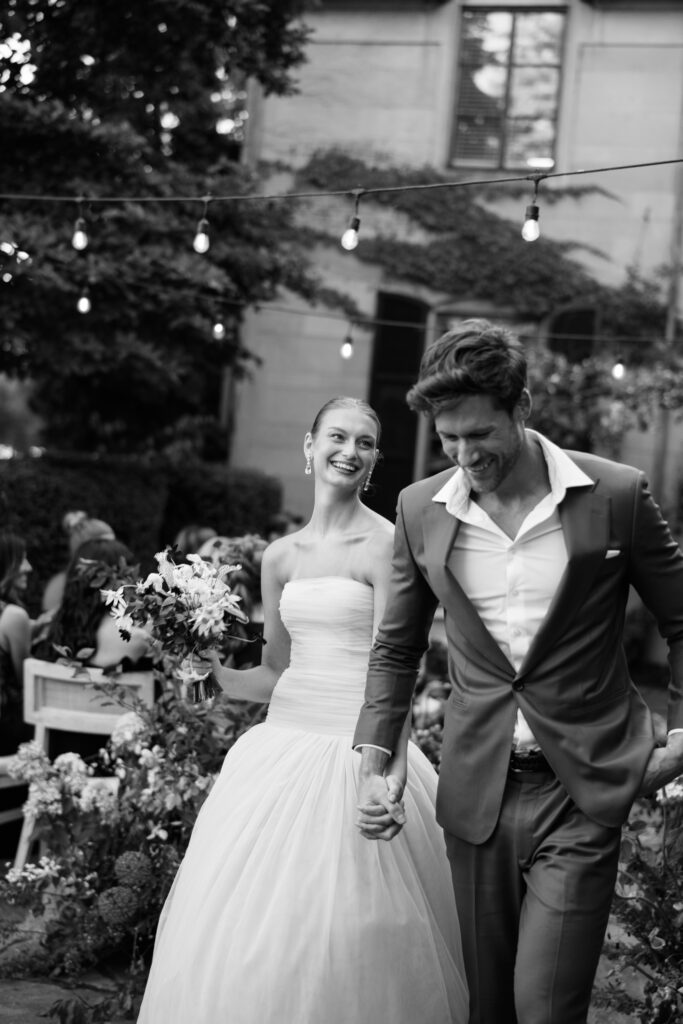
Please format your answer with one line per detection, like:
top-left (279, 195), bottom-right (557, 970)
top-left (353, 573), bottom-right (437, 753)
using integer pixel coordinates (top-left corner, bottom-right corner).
top-left (97, 884), bottom-right (139, 927)
top-left (114, 851), bottom-right (153, 890)
top-left (53, 751), bottom-right (90, 786)
top-left (110, 711), bottom-right (150, 752)
top-left (6, 740), bottom-right (51, 782)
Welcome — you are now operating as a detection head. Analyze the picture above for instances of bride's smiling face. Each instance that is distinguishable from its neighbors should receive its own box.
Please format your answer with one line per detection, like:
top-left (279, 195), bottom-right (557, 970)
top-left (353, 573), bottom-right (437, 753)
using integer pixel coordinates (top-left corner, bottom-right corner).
top-left (305, 407), bottom-right (378, 490)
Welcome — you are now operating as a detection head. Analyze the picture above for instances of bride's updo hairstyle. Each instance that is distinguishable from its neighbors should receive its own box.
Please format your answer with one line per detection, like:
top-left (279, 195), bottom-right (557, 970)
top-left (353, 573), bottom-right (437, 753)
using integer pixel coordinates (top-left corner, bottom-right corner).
top-left (310, 396), bottom-right (381, 446)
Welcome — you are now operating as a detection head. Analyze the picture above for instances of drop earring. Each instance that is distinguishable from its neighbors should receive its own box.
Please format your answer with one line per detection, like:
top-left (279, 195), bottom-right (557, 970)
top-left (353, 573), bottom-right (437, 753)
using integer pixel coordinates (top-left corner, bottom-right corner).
top-left (305, 454), bottom-right (312, 476)
top-left (363, 467), bottom-right (373, 492)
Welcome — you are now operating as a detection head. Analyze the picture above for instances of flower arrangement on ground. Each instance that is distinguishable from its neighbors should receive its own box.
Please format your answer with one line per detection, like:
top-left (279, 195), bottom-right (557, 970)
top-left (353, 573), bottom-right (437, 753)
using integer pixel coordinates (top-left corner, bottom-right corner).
top-left (102, 547), bottom-right (250, 701)
top-left (0, 685), bottom-right (265, 984)
top-left (600, 779), bottom-right (683, 1023)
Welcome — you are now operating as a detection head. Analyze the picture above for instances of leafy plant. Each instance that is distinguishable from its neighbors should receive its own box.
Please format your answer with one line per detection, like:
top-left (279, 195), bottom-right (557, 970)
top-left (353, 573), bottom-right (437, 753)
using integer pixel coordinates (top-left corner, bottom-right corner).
top-left (610, 787), bottom-right (683, 1023)
top-left (0, 684), bottom-right (266, 983)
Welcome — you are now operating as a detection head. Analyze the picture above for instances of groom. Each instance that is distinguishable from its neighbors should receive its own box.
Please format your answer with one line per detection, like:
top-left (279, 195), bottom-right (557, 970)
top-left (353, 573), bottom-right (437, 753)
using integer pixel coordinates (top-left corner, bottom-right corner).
top-left (354, 319), bottom-right (683, 1024)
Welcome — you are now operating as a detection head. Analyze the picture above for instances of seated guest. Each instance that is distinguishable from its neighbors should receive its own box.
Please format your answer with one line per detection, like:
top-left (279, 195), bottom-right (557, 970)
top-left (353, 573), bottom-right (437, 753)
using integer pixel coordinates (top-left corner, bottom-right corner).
top-left (173, 524), bottom-right (217, 559)
top-left (33, 538), bottom-right (151, 760)
top-left (42, 509), bottom-right (116, 614)
top-left (36, 537), bottom-right (150, 670)
top-left (0, 532), bottom-right (34, 756)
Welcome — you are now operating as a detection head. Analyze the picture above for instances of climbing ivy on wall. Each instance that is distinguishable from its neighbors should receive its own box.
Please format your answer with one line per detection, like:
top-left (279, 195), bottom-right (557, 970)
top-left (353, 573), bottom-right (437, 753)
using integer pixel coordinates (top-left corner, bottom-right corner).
top-left (297, 149), bottom-right (671, 337)
top-left (296, 150), bottom-right (683, 465)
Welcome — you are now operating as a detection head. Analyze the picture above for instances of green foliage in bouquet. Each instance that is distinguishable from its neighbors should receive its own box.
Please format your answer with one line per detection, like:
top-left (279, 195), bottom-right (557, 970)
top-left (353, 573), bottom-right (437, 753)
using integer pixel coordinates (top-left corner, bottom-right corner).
top-left (0, 683), bottom-right (265, 980)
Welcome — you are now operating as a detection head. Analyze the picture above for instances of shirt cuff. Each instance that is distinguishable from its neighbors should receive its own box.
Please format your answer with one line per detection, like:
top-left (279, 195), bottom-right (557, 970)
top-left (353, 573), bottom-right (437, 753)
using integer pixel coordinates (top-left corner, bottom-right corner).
top-left (353, 743), bottom-right (392, 756)
top-left (668, 728), bottom-right (683, 736)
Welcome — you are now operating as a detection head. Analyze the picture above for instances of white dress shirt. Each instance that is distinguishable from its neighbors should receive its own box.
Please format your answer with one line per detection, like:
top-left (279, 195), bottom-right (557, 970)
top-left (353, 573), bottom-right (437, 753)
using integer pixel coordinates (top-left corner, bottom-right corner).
top-left (433, 430), bottom-right (592, 751)
top-left (358, 429), bottom-right (681, 758)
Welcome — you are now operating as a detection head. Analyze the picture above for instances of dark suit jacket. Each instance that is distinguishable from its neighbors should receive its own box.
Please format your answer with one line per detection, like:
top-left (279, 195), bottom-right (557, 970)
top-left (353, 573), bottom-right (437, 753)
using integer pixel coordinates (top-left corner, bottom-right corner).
top-left (353, 450), bottom-right (683, 843)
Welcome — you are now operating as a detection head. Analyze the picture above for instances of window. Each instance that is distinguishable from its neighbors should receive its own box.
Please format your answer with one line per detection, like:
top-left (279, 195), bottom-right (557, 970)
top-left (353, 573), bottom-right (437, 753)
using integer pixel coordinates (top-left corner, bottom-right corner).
top-left (450, 7), bottom-right (566, 170)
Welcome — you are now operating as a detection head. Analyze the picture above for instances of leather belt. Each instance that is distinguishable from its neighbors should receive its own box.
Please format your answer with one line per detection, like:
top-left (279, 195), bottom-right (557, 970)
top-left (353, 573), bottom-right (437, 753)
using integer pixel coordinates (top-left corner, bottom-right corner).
top-left (509, 749), bottom-right (552, 773)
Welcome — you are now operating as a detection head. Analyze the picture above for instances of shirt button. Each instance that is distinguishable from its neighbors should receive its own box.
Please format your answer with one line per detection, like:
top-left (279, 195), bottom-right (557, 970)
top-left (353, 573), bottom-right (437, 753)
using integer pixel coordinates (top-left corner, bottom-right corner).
top-left (513, 681), bottom-right (525, 691)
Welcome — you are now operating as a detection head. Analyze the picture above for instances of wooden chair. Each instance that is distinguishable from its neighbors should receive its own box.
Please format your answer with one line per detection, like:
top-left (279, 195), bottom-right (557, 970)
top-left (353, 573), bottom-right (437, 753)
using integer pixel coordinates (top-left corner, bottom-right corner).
top-left (13, 658), bottom-right (154, 869)
top-left (0, 759), bottom-right (26, 829)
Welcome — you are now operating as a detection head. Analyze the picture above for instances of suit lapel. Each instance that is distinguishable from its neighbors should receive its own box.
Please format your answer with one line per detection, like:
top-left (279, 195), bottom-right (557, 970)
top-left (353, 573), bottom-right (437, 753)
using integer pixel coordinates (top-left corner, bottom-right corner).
top-left (422, 501), bottom-right (515, 677)
top-left (518, 483), bottom-right (609, 677)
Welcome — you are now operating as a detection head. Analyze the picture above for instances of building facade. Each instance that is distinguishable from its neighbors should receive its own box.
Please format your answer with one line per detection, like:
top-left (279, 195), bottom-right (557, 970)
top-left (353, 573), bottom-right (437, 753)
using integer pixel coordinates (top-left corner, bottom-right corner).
top-left (230, 0), bottom-right (683, 520)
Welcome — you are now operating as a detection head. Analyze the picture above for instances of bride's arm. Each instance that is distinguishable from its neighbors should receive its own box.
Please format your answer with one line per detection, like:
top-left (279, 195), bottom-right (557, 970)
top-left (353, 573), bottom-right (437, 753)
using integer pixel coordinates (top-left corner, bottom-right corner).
top-left (202, 544), bottom-right (291, 702)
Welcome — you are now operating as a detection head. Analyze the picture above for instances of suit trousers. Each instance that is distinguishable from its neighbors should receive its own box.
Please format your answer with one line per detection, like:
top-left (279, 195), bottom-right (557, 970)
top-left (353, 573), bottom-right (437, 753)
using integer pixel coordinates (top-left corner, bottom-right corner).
top-left (444, 768), bottom-right (622, 1024)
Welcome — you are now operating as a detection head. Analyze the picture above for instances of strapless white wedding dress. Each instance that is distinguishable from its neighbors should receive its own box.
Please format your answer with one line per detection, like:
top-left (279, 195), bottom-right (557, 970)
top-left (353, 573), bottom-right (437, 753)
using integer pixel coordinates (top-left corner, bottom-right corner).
top-left (137, 577), bottom-right (468, 1024)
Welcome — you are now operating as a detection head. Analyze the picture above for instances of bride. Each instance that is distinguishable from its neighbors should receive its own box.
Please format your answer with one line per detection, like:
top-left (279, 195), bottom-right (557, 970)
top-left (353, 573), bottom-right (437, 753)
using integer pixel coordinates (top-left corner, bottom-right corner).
top-left (137, 397), bottom-right (468, 1024)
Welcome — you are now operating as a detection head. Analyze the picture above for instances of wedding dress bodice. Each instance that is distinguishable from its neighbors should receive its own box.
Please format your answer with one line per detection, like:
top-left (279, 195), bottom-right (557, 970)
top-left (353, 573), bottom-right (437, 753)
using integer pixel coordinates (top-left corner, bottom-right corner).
top-left (266, 576), bottom-right (374, 735)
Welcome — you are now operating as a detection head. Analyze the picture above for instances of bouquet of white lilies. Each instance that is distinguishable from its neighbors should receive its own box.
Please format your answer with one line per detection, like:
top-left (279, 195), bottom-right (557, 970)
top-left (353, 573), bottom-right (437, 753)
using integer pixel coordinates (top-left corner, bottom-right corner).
top-left (102, 547), bottom-right (249, 701)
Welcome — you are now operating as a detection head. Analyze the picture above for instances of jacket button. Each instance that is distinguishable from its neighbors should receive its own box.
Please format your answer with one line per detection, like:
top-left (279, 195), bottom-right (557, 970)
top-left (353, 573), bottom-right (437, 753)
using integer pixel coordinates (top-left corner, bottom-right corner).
top-left (513, 681), bottom-right (524, 691)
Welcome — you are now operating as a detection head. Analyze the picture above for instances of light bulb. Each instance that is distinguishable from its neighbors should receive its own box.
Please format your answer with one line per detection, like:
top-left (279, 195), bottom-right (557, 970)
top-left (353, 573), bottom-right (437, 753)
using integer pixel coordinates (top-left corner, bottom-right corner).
top-left (340, 338), bottom-right (353, 359)
top-left (341, 216), bottom-right (360, 251)
top-left (2, 272), bottom-right (12, 283)
top-left (212, 321), bottom-right (226, 340)
top-left (193, 218), bottom-right (210, 254)
top-left (521, 204), bottom-right (540, 242)
top-left (77, 291), bottom-right (91, 314)
top-left (72, 218), bottom-right (88, 251)
top-left (611, 361), bottom-right (625, 381)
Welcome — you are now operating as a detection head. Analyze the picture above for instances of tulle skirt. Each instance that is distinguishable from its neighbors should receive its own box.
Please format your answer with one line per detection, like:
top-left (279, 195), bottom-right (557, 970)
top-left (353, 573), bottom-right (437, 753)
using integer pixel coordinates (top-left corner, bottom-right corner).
top-left (137, 721), bottom-right (468, 1024)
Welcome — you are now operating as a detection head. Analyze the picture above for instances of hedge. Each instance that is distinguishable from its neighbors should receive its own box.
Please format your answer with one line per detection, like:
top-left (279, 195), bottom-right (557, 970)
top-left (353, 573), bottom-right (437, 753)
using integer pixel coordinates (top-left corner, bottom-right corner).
top-left (0, 452), bottom-right (281, 615)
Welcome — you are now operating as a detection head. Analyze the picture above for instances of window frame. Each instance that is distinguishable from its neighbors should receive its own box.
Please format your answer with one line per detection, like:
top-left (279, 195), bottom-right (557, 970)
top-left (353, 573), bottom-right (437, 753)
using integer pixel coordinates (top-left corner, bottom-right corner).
top-left (449, 5), bottom-right (568, 172)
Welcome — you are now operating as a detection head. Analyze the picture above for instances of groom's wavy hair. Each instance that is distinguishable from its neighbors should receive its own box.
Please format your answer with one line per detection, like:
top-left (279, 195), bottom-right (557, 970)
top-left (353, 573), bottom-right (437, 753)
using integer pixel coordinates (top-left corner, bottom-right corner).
top-left (406, 319), bottom-right (527, 416)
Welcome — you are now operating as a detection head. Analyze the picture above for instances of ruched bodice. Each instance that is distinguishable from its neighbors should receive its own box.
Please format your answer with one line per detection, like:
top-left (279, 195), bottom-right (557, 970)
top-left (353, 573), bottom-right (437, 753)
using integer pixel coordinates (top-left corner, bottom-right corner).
top-left (267, 577), bottom-right (374, 735)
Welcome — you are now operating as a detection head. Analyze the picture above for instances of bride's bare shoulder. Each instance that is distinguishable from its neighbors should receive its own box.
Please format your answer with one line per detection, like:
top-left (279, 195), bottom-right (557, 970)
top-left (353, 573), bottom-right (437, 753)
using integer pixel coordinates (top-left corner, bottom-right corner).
top-left (263, 531), bottom-right (303, 584)
top-left (362, 508), bottom-right (394, 541)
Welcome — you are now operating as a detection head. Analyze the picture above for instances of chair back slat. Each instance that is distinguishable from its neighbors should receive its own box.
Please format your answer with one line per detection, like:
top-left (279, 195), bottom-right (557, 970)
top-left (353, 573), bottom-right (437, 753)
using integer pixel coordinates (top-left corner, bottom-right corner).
top-left (23, 658), bottom-right (154, 742)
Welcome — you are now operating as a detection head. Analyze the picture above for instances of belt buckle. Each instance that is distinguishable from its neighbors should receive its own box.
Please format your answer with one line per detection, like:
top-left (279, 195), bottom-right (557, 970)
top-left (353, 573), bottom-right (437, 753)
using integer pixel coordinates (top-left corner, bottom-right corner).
top-left (509, 749), bottom-right (546, 773)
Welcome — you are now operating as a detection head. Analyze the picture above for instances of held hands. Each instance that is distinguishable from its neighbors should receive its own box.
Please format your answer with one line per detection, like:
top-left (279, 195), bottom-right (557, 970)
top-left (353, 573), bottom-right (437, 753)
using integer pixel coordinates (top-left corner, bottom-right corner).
top-left (356, 772), bottom-right (407, 842)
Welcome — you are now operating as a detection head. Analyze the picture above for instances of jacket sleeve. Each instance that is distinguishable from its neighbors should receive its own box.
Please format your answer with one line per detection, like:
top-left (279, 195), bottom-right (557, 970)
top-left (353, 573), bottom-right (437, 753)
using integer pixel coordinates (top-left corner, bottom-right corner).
top-left (352, 490), bottom-right (439, 752)
top-left (628, 472), bottom-right (683, 731)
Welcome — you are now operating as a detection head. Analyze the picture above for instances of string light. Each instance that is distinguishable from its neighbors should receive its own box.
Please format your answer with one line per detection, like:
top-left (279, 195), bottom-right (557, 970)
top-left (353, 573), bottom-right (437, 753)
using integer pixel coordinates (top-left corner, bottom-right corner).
top-left (193, 196), bottom-right (211, 254)
top-left (521, 176), bottom-right (542, 242)
top-left (212, 319), bottom-right (226, 340)
top-left (0, 240), bottom-right (30, 270)
top-left (77, 287), bottom-right (91, 314)
top-left (611, 359), bottom-right (626, 380)
top-left (340, 325), bottom-right (354, 359)
top-left (71, 201), bottom-right (88, 251)
top-left (0, 157), bottom-right (678, 264)
top-left (341, 190), bottom-right (363, 252)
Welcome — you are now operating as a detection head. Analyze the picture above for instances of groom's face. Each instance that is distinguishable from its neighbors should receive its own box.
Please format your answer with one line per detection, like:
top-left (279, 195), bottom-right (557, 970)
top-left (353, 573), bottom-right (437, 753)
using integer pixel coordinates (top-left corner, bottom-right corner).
top-left (434, 392), bottom-right (528, 495)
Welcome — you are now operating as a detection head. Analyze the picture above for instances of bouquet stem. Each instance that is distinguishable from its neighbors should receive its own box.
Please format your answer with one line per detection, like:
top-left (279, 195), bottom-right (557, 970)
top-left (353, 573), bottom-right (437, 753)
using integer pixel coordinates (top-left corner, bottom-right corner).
top-left (191, 675), bottom-right (219, 703)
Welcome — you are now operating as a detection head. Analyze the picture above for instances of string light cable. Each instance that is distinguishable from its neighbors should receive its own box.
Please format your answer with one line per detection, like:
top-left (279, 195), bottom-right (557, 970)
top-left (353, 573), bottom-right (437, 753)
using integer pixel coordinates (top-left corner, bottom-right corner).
top-left (2, 156), bottom-right (682, 326)
top-left (0, 156), bottom-right (681, 254)
top-left (225, 298), bottom-right (668, 348)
